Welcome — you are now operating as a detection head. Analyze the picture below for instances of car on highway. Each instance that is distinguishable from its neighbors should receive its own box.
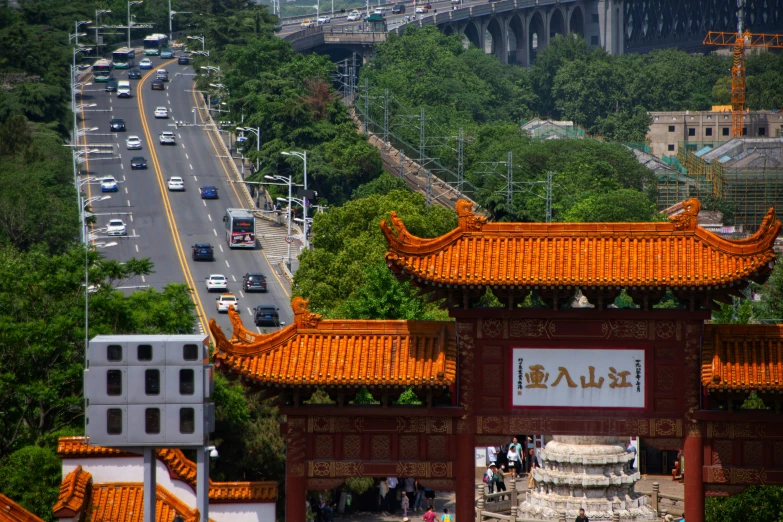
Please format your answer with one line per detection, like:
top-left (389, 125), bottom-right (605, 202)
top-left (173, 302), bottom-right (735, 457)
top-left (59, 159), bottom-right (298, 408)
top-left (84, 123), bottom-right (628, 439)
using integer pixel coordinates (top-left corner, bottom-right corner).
top-left (151, 79), bottom-right (164, 90)
top-left (243, 273), bottom-right (268, 292)
top-left (105, 80), bottom-right (118, 92)
top-left (128, 68), bottom-right (142, 79)
top-left (253, 306), bottom-right (281, 327)
top-left (178, 55), bottom-right (190, 65)
top-left (392, 3), bottom-right (405, 14)
top-left (160, 48), bottom-right (174, 59)
top-left (200, 186), bottom-right (218, 199)
top-left (347, 10), bottom-right (362, 20)
top-left (215, 293), bottom-right (239, 313)
top-left (100, 176), bottom-right (118, 192)
top-left (156, 69), bottom-right (169, 81)
top-left (106, 219), bottom-right (127, 236)
top-left (130, 156), bottom-right (148, 169)
top-left (423, 3), bottom-right (432, 8)
top-left (117, 80), bottom-right (132, 98)
top-left (301, 19), bottom-right (314, 28)
top-left (374, 6), bottom-right (388, 14)
top-left (159, 131), bottom-right (176, 145)
top-left (206, 274), bottom-right (228, 292)
top-left (110, 118), bottom-right (126, 132)
top-left (317, 16), bottom-right (331, 24)
top-left (139, 58), bottom-right (153, 69)
top-left (191, 243), bottom-right (214, 261)
top-left (154, 107), bottom-right (169, 118)
top-left (126, 136), bottom-right (142, 150)
top-left (415, 5), bottom-right (428, 13)
top-left (167, 176), bottom-right (185, 191)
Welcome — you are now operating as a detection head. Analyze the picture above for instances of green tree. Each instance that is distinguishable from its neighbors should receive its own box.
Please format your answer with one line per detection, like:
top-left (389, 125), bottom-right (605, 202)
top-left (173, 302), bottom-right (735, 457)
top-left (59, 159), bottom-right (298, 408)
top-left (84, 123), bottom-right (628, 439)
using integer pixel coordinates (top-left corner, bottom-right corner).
top-left (705, 485), bottom-right (783, 522)
top-left (563, 189), bottom-right (659, 222)
top-left (0, 445), bottom-right (62, 522)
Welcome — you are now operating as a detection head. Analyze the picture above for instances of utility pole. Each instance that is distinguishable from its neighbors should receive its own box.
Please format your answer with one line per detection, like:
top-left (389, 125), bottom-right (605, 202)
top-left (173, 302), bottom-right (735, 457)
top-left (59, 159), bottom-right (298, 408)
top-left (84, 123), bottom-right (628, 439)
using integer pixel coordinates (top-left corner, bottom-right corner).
top-left (419, 108), bottom-right (431, 207)
top-left (363, 78), bottom-right (369, 134)
top-left (399, 150), bottom-right (406, 179)
top-left (506, 151), bottom-right (513, 210)
top-left (383, 89), bottom-right (390, 147)
top-left (545, 170), bottom-right (553, 223)
top-left (457, 128), bottom-right (464, 195)
top-left (351, 53), bottom-right (357, 101)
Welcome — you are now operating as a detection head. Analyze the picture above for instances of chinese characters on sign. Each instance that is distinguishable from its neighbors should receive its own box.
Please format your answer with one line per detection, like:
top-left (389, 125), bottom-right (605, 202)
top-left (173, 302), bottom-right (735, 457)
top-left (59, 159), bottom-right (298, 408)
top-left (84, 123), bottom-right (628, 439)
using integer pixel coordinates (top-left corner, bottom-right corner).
top-left (512, 348), bottom-right (646, 408)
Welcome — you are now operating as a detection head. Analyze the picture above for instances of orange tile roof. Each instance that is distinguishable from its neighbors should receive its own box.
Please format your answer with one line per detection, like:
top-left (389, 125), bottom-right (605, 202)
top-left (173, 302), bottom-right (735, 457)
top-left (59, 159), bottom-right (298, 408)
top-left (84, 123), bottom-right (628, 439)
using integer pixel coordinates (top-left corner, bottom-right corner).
top-left (702, 324), bottom-right (783, 392)
top-left (52, 466), bottom-right (92, 517)
top-left (88, 483), bottom-right (199, 522)
top-left (382, 198), bottom-right (781, 291)
top-left (57, 438), bottom-right (277, 503)
top-left (0, 494), bottom-right (45, 522)
top-left (210, 297), bottom-right (457, 388)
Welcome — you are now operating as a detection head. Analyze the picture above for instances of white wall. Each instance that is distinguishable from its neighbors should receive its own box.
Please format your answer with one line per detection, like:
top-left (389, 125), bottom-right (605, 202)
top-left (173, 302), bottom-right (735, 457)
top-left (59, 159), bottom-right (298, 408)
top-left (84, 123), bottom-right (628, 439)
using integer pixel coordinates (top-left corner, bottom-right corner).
top-left (211, 502), bottom-right (276, 522)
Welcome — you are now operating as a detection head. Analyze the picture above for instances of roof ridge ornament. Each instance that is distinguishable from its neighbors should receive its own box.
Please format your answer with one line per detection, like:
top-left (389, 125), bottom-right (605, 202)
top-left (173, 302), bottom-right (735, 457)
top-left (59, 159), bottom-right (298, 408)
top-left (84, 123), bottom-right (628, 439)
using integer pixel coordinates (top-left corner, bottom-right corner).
top-left (668, 197), bottom-right (700, 231)
top-left (456, 199), bottom-right (486, 232)
top-left (293, 296), bottom-right (322, 328)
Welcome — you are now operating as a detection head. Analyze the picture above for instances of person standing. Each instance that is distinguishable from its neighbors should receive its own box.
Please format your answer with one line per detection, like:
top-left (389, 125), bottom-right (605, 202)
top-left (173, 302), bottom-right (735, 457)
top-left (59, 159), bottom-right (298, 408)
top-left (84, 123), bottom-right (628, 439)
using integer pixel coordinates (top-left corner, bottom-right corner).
top-left (507, 444), bottom-right (521, 478)
top-left (404, 477), bottom-right (416, 511)
top-left (487, 444), bottom-right (498, 466)
top-left (493, 464), bottom-right (507, 500)
top-left (440, 508), bottom-right (453, 522)
top-left (422, 506), bottom-right (437, 522)
top-left (627, 440), bottom-right (638, 470)
top-left (413, 479), bottom-right (425, 512)
top-left (526, 448), bottom-right (539, 473)
top-left (387, 476), bottom-right (398, 514)
top-left (484, 463), bottom-right (495, 498)
top-left (424, 487), bottom-right (435, 509)
top-left (511, 437), bottom-right (524, 469)
top-left (575, 508), bottom-right (589, 522)
top-left (379, 478), bottom-right (389, 515)
top-left (401, 490), bottom-right (410, 518)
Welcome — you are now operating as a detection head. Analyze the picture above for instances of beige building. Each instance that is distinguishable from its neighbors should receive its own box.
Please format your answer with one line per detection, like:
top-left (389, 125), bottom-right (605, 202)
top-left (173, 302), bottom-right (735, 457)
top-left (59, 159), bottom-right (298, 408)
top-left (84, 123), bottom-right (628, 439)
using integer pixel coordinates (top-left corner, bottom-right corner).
top-left (646, 109), bottom-right (783, 158)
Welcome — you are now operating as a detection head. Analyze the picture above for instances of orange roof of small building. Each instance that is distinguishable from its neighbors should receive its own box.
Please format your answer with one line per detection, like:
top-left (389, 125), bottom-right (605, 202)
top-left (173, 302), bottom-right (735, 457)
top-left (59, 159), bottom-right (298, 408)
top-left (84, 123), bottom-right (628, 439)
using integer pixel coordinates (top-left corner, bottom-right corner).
top-left (382, 198), bottom-right (780, 292)
top-left (57, 437), bottom-right (277, 503)
top-left (702, 324), bottom-right (783, 392)
top-left (0, 493), bottom-right (45, 522)
top-left (82, 483), bottom-right (199, 522)
top-left (52, 466), bottom-right (92, 516)
top-left (210, 297), bottom-right (456, 388)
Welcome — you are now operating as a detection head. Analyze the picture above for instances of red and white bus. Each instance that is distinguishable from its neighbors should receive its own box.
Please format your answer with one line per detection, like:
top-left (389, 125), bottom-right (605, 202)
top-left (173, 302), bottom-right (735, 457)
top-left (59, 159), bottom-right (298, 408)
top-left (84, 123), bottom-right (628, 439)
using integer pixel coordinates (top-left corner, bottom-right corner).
top-left (223, 209), bottom-right (256, 249)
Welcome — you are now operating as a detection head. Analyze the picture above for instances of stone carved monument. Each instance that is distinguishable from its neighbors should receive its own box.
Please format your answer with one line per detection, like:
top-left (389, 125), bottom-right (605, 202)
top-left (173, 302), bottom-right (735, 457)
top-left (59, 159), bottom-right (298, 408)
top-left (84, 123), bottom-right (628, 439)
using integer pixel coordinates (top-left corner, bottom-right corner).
top-left (519, 436), bottom-right (656, 521)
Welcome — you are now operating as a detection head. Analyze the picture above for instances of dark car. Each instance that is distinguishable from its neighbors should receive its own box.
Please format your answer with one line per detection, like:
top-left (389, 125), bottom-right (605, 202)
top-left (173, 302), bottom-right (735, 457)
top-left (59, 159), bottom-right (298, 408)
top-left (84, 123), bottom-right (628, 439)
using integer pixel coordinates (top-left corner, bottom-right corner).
top-left (253, 306), bottom-right (280, 327)
top-left (105, 80), bottom-right (118, 92)
top-left (200, 186), bottom-right (218, 199)
top-left (110, 118), bottom-right (126, 131)
top-left (243, 273), bottom-right (268, 292)
top-left (423, 2), bottom-right (432, 7)
top-left (178, 55), bottom-right (190, 65)
top-left (192, 243), bottom-right (214, 261)
top-left (392, 3), bottom-right (405, 13)
top-left (130, 156), bottom-right (147, 169)
top-left (128, 68), bottom-right (142, 79)
top-left (151, 79), bottom-right (164, 91)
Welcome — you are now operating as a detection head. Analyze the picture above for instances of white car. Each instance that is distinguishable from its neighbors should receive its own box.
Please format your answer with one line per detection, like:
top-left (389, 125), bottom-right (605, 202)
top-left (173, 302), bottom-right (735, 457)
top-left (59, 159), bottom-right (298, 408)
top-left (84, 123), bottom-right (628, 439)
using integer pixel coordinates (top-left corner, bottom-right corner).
top-left (106, 219), bottom-right (127, 236)
top-left (347, 11), bottom-right (361, 20)
top-left (215, 293), bottom-right (239, 313)
top-left (100, 176), bottom-right (118, 192)
top-left (139, 58), bottom-right (153, 69)
top-left (206, 274), bottom-right (228, 292)
top-left (154, 107), bottom-right (168, 118)
top-left (167, 176), bottom-right (185, 191)
top-left (415, 6), bottom-right (428, 13)
top-left (126, 136), bottom-right (142, 149)
top-left (159, 131), bottom-right (176, 145)
top-left (317, 16), bottom-right (331, 24)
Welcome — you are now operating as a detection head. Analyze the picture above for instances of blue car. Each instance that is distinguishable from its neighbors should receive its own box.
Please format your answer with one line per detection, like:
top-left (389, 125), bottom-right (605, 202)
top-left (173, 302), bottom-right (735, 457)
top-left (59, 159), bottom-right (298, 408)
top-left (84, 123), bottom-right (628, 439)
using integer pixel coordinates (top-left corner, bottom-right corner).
top-left (100, 177), bottom-right (119, 192)
top-left (160, 49), bottom-right (175, 59)
top-left (200, 186), bottom-right (218, 199)
top-left (139, 58), bottom-right (153, 69)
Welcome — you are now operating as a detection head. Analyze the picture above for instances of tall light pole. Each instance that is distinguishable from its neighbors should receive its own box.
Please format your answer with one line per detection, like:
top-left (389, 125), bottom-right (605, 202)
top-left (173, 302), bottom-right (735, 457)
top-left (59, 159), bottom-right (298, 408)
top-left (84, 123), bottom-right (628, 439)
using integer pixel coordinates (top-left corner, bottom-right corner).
top-left (281, 151), bottom-right (309, 250)
top-left (82, 194), bottom-right (113, 359)
top-left (128, 1), bottom-right (143, 48)
top-left (95, 10), bottom-right (111, 55)
top-left (169, 10), bottom-right (191, 41)
top-left (265, 175), bottom-right (293, 268)
top-left (74, 20), bottom-right (91, 47)
top-left (187, 35), bottom-right (205, 51)
top-left (236, 127), bottom-right (260, 172)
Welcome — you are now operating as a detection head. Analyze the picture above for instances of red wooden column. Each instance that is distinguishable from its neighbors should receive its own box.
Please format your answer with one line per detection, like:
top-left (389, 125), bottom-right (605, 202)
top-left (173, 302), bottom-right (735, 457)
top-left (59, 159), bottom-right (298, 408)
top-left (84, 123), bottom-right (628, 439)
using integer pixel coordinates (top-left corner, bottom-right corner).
top-left (456, 432), bottom-right (475, 520)
top-left (683, 423), bottom-right (704, 522)
top-left (454, 319), bottom-right (478, 521)
top-left (285, 417), bottom-right (307, 521)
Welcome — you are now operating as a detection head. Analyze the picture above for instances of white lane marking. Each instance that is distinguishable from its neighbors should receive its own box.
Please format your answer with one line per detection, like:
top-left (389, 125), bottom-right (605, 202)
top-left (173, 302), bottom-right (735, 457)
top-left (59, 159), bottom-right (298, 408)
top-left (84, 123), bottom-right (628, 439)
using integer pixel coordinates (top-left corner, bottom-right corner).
top-left (203, 200), bottom-right (206, 207)
top-left (180, 135), bottom-right (183, 140)
top-left (120, 164), bottom-right (124, 169)
top-left (122, 175), bottom-right (126, 182)
top-left (190, 164), bottom-right (193, 170)
top-left (247, 307), bottom-right (253, 316)
top-left (225, 260), bottom-right (230, 268)
top-left (218, 244), bottom-right (223, 252)
top-left (130, 214), bottom-right (134, 222)
top-left (193, 175), bottom-right (197, 180)
top-left (213, 229), bottom-right (217, 236)
top-left (207, 214), bottom-right (212, 222)
top-left (185, 153), bottom-right (188, 159)
top-left (127, 199), bottom-right (131, 207)
top-left (133, 229), bottom-right (136, 236)
top-left (239, 290), bottom-right (245, 298)
top-left (231, 275), bottom-right (236, 282)
top-left (135, 244), bottom-right (139, 252)
top-left (256, 327), bottom-right (262, 334)
top-left (124, 187), bottom-right (128, 194)
top-left (118, 153), bottom-right (122, 159)
top-left (181, 144), bottom-right (186, 149)
top-left (142, 275), bottom-right (146, 282)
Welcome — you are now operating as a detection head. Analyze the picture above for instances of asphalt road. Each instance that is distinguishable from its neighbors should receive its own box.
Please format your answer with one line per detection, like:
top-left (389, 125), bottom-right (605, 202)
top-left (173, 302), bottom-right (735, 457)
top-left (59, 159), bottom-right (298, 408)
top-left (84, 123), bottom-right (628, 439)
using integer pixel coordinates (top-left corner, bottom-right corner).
top-left (79, 57), bottom-right (294, 340)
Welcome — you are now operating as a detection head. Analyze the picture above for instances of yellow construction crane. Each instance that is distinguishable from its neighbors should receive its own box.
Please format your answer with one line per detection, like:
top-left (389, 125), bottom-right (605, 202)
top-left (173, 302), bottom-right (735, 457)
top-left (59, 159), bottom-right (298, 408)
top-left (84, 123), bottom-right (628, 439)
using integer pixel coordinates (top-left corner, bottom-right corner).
top-left (703, 30), bottom-right (783, 138)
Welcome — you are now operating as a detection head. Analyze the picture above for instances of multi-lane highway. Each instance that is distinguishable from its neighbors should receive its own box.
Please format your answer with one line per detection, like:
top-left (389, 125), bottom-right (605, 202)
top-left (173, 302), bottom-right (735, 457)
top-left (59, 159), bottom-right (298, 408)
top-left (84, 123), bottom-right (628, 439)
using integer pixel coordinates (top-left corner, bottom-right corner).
top-left (79, 57), bottom-right (294, 338)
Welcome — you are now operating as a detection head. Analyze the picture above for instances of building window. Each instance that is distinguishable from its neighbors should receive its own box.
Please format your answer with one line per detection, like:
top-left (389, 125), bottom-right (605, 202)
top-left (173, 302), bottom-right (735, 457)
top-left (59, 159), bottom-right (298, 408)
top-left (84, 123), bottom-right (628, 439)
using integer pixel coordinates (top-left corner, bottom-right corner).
top-left (145, 369), bottom-right (160, 396)
top-left (183, 344), bottom-right (199, 361)
top-left (668, 125), bottom-right (675, 132)
top-left (591, 35), bottom-right (599, 45)
top-left (180, 369), bottom-right (195, 395)
top-left (145, 408), bottom-right (161, 434)
top-left (667, 144), bottom-right (675, 151)
top-left (107, 345), bottom-right (122, 361)
top-left (722, 127), bottom-right (730, 136)
top-left (742, 127), bottom-right (748, 136)
top-left (107, 370), bottom-right (122, 396)
top-left (688, 128), bottom-right (696, 136)
top-left (180, 408), bottom-right (195, 434)
top-left (591, 14), bottom-right (599, 23)
top-left (758, 127), bottom-right (766, 136)
top-left (107, 409), bottom-right (123, 434)
top-left (706, 128), bottom-right (713, 136)
top-left (138, 344), bottom-right (153, 361)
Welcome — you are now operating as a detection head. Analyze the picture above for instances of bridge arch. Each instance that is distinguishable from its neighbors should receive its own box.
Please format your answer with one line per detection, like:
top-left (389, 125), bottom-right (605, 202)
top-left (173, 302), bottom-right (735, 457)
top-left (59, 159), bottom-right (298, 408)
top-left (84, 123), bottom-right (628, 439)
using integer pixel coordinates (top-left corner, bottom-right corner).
top-left (568, 5), bottom-right (584, 38)
top-left (548, 7), bottom-right (565, 39)
top-left (463, 20), bottom-right (482, 50)
top-left (507, 13), bottom-right (526, 65)
top-left (442, 24), bottom-right (456, 37)
top-left (527, 10), bottom-right (546, 64)
top-left (486, 17), bottom-right (506, 63)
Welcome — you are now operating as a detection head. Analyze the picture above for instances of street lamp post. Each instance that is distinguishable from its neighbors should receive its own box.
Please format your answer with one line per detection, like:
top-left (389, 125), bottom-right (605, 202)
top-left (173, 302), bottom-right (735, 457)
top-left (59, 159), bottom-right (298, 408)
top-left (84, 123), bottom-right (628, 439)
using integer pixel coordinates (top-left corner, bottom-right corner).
top-left (169, 9), bottom-right (191, 41)
top-left (128, 1), bottom-right (143, 48)
top-left (95, 10), bottom-right (111, 55)
top-left (74, 20), bottom-right (91, 47)
top-left (265, 175), bottom-right (293, 268)
top-left (281, 151), bottom-right (309, 250)
top-left (82, 195), bottom-right (113, 361)
top-left (236, 127), bottom-right (260, 172)
top-left (188, 35), bottom-right (205, 51)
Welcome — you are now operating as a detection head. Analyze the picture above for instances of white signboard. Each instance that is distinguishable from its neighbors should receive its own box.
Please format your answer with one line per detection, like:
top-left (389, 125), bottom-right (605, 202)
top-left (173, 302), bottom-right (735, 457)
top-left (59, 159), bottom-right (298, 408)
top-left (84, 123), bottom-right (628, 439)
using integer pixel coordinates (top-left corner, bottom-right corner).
top-left (512, 348), bottom-right (645, 409)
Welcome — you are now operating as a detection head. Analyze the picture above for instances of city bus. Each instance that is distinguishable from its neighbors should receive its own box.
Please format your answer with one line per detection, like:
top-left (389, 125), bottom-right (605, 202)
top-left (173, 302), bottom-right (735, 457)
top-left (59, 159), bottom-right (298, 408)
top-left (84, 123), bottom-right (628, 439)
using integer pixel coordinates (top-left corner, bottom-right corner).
top-left (92, 59), bottom-right (114, 82)
top-left (112, 47), bottom-right (136, 69)
top-left (223, 209), bottom-right (256, 249)
top-left (143, 34), bottom-right (169, 55)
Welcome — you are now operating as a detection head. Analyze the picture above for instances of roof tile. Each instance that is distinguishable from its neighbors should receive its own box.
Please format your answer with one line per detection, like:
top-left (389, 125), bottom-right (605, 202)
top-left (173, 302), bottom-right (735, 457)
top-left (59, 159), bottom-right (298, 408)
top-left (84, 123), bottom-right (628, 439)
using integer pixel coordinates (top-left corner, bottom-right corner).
top-left (0, 494), bottom-right (45, 522)
top-left (702, 324), bottom-right (783, 391)
top-left (52, 466), bottom-right (92, 517)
